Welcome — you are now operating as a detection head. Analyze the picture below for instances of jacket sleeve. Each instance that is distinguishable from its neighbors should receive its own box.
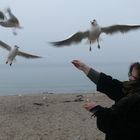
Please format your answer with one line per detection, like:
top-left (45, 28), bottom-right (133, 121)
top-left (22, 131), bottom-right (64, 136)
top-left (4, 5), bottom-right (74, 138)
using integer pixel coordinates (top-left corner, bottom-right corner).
top-left (97, 73), bottom-right (124, 101)
top-left (87, 68), bottom-right (101, 84)
top-left (90, 94), bottom-right (140, 134)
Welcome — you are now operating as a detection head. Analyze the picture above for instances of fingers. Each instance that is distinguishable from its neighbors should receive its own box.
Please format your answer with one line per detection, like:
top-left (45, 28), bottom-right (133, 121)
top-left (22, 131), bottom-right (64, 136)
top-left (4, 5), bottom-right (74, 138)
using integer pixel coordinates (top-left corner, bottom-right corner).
top-left (83, 103), bottom-right (96, 111)
top-left (72, 61), bottom-right (80, 68)
top-left (71, 60), bottom-right (90, 74)
top-left (71, 60), bottom-right (81, 63)
top-left (72, 60), bottom-right (80, 63)
top-left (71, 60), bottom-right (81, 68)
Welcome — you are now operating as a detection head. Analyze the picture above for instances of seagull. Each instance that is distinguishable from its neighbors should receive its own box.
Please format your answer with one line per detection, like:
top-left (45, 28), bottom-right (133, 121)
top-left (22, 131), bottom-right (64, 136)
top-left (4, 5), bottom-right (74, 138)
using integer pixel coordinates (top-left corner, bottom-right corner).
top-left (50, 19), bottom-right (140, 51)
top-left (0, 8), bottom-right (23, 35)
top-left (0, 41), bottom-right (42, 66)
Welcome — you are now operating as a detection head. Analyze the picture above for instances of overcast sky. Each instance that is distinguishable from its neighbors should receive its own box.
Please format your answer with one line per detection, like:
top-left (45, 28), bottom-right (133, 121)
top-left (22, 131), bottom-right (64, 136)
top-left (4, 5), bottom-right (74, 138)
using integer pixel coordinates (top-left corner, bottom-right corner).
top-left (0, 0), bottom-right (140, 65)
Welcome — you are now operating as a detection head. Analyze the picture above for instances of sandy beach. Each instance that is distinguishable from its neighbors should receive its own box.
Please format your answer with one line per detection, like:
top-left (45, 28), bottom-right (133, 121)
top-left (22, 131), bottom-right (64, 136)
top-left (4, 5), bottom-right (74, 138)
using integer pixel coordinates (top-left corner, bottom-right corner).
top-left (0, 93), bottom-right (113, 140)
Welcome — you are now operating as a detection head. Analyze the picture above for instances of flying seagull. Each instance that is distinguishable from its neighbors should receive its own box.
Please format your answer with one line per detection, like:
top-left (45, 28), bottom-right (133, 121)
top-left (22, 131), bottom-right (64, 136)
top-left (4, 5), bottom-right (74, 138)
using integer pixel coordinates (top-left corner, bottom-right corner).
top-left (0, 8), bottom-right (23, 35)
top-left (50, 19), bottom-right (140, 51)
top-left (0, 41), bottom-right (42, 66)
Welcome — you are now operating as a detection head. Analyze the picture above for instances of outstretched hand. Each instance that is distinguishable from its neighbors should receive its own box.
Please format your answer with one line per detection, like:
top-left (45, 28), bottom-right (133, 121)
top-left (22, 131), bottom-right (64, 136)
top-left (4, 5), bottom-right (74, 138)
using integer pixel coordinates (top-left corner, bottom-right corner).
top-left (71, 60), bottom-right (86, 70)
top-left (71, 60), bottom-right (90, 75)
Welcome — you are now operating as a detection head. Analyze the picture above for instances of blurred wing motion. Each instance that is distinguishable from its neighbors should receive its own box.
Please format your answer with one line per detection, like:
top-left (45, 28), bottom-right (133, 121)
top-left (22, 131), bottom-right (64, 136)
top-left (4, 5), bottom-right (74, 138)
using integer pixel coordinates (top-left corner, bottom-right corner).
top-left (6, 8), bottom-right (19, 24)
top-left (17, 51), bottom-right (42, 59)
top-left (50, 31), bottom-right (89, 47)
top-left (0, 40), bottom-right (11, 51)
top-left (0, 7), bottom-right (23, 28)
top-left (101, 25), bottom-right (140, 35)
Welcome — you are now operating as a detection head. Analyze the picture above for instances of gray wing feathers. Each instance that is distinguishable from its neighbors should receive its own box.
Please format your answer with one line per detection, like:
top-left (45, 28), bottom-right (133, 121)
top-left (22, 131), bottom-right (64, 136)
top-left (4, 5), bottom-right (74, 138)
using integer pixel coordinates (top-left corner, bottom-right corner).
top-left (17, 51), bottom-right (42, 59)
top-left (50, 31), bottom-right (89, 46)
top-left (101, 25), bottom-right (140, 34)
top-left (0, 40), bottom-right (11, 51)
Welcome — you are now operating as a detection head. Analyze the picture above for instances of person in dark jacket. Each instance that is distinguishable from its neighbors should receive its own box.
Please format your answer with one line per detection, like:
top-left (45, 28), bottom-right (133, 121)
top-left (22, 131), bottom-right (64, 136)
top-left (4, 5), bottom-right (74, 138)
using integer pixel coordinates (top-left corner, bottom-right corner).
top-left (72, 60), bottom-right (140, 140)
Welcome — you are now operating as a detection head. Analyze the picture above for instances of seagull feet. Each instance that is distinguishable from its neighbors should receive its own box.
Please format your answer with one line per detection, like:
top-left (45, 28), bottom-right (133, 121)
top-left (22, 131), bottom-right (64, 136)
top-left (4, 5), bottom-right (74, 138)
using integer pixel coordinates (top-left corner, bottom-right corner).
top-left (10, 63), bottom-right (12, 66)
top-left (98, 44), bottom-right (100, 49)
top-left (6, 61), bottom-right (8, 64)
top-left (89, 46), bottom-right (92, 51)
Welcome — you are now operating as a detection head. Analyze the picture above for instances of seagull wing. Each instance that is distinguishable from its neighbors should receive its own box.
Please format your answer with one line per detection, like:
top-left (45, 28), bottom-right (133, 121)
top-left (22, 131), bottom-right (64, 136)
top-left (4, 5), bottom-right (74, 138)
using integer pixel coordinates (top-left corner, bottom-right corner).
top-left (0, 40), bottom-right (11, 51)
top-left (50, 31), bottom-right (89, 47)
top-left (6, 8), bottom-right (19, 24)
top-left (17, 51), bottom-right (42, 59)
top-left (6, 8), bottom-right (15, 19)
top-left (101, 25), bottom-right (140, 35)
top-left (0, 11), bottom-right (5, 20)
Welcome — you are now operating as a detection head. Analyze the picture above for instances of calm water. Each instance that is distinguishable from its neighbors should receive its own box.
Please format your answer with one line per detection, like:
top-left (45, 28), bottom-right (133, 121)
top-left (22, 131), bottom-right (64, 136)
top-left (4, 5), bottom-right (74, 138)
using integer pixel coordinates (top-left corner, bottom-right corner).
top-left (0, 62), bottom-right (129, 96)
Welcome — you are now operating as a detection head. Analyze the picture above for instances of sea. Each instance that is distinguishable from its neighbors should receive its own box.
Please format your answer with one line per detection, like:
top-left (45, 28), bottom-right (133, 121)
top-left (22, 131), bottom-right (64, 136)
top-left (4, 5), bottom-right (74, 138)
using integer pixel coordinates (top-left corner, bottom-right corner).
top-left (0, 62), bottom-right (129, 96)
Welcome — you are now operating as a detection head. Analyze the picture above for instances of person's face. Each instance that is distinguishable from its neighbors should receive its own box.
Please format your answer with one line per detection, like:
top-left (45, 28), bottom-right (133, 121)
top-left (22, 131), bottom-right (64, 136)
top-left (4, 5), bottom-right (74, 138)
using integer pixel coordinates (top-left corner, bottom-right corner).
top-left (129, 66), bottom-right (140, 80)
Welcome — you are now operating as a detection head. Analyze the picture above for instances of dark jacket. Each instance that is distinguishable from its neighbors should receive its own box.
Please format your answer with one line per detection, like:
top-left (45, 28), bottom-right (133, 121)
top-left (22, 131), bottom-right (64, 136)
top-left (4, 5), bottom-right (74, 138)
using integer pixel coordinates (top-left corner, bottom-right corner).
top-left (87, 71), bottom-right (140, 140)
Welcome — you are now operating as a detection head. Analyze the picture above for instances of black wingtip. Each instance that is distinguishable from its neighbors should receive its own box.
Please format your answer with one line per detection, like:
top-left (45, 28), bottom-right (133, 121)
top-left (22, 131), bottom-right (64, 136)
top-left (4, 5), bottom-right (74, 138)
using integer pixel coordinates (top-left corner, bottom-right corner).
top-left (49, 41), bottom-right (63, 47)
top-left (32, 55), bottom-right (43, 59)
top-left (38, 56), bottom-right (43, 58)
top-left (49, 42), bottom-right (57, 46)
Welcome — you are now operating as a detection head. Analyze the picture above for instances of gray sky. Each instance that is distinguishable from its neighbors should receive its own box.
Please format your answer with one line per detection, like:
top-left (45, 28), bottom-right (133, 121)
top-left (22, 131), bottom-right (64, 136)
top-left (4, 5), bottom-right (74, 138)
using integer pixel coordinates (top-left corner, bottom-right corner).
top-left (0, 0), bottom-right (140, 65)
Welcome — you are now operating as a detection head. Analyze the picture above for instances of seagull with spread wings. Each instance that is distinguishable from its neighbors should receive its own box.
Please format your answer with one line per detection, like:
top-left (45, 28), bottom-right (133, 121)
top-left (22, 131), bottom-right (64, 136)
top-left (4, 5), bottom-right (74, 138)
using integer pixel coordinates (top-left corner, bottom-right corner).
top-left (0, 8), bottom-right (23, 35)
top-left (50, 19), bottom-right (140, 51)
top-left (0, 41), bottom-right (42, 66)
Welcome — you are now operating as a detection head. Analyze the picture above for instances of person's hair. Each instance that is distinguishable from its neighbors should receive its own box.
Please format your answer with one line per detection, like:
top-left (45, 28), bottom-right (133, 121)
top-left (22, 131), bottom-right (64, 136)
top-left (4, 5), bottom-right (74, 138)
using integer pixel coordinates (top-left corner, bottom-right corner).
top-left (128, 62), bottom-right (140, 79)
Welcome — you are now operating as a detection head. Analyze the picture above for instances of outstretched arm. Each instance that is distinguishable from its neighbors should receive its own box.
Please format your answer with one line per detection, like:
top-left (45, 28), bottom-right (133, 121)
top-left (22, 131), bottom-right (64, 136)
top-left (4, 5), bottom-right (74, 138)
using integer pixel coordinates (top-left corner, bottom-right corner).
top-left (72, 60), bottom-right (124, 101)
top-left (71, 60), bottom-right (100, 84)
